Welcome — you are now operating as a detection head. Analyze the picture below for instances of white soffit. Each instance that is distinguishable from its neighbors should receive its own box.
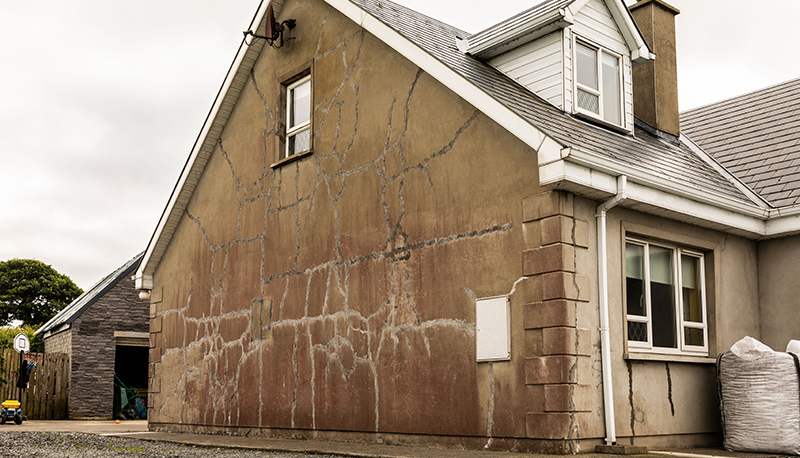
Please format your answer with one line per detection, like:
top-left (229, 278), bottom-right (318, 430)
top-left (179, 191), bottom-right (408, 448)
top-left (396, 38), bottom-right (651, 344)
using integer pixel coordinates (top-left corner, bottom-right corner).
top-left (458, 8), bottom-right (575, 59)
top-left (603, 0), bottom-right (654, 64)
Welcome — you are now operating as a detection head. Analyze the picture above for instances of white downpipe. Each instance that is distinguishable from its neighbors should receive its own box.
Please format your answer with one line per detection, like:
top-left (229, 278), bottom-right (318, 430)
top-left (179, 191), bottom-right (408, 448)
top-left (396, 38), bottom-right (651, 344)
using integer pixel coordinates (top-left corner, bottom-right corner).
top-left (596, 175), bottom-right (627, 445)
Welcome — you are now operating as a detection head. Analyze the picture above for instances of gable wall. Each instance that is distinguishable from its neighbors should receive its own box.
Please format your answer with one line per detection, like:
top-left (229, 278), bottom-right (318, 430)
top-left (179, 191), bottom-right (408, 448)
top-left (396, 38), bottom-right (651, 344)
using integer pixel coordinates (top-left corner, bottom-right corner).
top-left (490, 31), bottom-right (564, 109)
top-left (68, 274), bottom-right (148, 419)
top-left (144, 0), bottom-right (609, 451)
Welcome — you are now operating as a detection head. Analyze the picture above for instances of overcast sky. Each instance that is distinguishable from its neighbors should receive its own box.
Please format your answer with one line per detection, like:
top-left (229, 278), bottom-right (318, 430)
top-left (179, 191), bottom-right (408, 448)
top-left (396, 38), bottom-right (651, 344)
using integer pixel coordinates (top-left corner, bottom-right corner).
top-left (1, 0), bottom-right (798, 290)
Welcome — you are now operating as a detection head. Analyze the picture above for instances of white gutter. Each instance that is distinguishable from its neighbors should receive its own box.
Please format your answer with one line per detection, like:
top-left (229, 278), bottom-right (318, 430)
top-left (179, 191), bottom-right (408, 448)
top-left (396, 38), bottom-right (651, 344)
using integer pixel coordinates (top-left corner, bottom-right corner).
top-left (596, 175), bottom-right (627, 445)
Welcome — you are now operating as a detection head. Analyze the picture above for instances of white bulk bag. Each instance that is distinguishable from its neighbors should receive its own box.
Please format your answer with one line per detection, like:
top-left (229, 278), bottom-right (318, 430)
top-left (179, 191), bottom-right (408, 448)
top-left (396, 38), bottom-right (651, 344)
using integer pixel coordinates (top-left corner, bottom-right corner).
top-left (717, 336), bottom-right (800, 455)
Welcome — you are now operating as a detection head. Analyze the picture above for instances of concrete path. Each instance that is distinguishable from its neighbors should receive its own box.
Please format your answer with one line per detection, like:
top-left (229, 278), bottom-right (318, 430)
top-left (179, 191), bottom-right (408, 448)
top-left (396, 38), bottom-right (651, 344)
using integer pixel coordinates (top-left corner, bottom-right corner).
top-left (0, 420), bottom-right (786, 458)
top-left (0, 419), bottom-right (147, 435)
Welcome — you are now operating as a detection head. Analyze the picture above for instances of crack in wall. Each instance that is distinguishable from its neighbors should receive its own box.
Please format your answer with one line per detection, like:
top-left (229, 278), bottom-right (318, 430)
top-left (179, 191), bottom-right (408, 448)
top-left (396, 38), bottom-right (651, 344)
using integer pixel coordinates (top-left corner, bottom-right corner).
top-left (665, 362), bottom-right (674, 416)
top-left (627, 360), bottom-right (636, 444)
top-left (152, 15), bottom-right (510, 437)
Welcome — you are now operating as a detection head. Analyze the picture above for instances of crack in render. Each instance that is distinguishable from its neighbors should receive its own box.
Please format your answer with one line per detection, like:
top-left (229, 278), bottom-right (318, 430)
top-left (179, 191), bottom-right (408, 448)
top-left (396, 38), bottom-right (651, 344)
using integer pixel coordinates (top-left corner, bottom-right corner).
top-left (485, 362), bottom-right (495, 449)
top-left (627, 360), bottom-right (636, 444)
top-left (665, 362), bottom-right (675, 416)
top-left (158, 29), bottom-right (500, 435)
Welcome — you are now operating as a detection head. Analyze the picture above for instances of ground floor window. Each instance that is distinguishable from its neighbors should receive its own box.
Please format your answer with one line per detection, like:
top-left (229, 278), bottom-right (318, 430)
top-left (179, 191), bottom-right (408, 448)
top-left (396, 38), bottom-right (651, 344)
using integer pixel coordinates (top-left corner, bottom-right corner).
top-left (625, 237), bottom-right (707, 355)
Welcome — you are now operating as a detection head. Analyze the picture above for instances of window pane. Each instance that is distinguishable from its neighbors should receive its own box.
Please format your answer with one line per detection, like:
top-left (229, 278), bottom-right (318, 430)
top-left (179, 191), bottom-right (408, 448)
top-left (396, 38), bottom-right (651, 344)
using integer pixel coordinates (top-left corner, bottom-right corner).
top-left (577, 89), bottom-right (600, 114)
top-left (628, 321), bottom-right (648, 342)
top-left (576, 42), bottom-right (597, 90)
top-left (601, 52), bottom-right (620, 125)
top-left (684, 327), bottom-right (704, 347)
top-left (288, 128), bottom-right (310, 155)
top-left (290, 80), bottom-right (311, 128)
top-left (650, 246), bottom-right (677, 348)
top-left (626, 243), bottom-right (646, 317)
top-left (681, 254), bottom-right (703, 323)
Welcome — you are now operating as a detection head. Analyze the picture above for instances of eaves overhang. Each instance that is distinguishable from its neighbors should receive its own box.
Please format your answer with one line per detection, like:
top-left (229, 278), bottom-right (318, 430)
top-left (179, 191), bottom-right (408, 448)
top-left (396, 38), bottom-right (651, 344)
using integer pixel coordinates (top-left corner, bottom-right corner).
top-left (457, 8), bottom-right (575, 59)
top-left (538, 147), bottom-right (800, 240)
top-left (604, 0), bottom-right (655, 65)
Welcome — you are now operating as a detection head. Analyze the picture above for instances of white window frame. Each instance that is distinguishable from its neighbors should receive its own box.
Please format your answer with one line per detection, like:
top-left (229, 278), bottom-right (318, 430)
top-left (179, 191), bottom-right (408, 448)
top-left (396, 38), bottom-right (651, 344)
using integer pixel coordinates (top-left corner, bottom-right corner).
top-left (624, 237), bottom-right (708, 356)
top-left (285, 75), bottom-right (311, 159)
top-left (573, 37), bottom-right (624, 128)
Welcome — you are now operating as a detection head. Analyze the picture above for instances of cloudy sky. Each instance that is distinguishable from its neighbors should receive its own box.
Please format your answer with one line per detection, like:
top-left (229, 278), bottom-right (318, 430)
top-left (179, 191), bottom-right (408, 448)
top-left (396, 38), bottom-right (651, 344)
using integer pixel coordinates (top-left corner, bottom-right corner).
top-left (1, 0), bottom-right (798, 290)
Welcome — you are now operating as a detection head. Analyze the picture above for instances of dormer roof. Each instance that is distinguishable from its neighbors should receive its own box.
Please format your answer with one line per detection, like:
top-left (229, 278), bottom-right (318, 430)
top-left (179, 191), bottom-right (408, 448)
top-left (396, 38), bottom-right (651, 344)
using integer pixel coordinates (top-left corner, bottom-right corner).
top-left (456, 0), bottom-right (655, 63)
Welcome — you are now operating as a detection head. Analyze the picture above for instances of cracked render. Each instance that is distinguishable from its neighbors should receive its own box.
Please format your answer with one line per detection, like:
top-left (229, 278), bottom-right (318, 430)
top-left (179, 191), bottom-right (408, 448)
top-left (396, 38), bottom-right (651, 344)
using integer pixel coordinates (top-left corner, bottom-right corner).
top-left (147, 0), bottom-right (562, 450)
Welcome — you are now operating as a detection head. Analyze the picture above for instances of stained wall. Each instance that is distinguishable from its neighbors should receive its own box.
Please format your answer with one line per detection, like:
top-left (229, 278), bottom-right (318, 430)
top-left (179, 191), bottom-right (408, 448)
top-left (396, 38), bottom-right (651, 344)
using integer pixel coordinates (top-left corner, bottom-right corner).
top-left (147, 0), bottom-right (558, 450)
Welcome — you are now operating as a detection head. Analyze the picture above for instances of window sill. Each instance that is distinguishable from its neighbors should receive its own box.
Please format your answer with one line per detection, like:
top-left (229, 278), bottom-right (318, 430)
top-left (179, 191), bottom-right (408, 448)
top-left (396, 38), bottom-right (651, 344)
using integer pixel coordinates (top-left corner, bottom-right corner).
top-left (573, 110), bottom-right (631, 135)
top-left (624, 352), bottom-right (717, 364)
top-left (271, 150), bottom-right (312, 169)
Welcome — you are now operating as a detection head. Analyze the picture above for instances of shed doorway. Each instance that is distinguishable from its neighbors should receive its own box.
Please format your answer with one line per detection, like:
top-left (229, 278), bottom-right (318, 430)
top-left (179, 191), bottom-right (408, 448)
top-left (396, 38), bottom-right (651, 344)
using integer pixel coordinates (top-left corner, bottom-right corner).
top-left (113, 335), bottom-right (148, 419)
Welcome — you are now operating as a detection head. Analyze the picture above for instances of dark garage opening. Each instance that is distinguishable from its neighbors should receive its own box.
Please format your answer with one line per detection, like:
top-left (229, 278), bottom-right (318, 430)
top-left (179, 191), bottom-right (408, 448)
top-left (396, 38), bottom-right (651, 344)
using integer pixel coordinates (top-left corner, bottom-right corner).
top-left (113, 345), bottom-right (148, 419)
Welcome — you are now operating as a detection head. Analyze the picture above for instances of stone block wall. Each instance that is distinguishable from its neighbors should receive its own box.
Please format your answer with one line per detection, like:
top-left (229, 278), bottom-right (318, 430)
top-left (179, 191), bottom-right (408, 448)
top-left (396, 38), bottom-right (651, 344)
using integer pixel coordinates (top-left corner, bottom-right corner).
top-left (69, 274), bottom-right (148, 419)
top-left (521, 190), bottom-right (595, 452)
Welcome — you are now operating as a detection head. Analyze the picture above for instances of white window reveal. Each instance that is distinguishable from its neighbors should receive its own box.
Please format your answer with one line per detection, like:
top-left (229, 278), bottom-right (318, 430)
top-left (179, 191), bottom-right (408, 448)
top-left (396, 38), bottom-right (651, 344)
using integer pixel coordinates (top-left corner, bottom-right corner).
top-left (476, 296), bottom-right (511, 362)
top-left (625, 238), bottom-right (708, 355)
top-left (285, 75), bottom-right (311, 158)
top-left (575, 40), bottom-right (622, 126)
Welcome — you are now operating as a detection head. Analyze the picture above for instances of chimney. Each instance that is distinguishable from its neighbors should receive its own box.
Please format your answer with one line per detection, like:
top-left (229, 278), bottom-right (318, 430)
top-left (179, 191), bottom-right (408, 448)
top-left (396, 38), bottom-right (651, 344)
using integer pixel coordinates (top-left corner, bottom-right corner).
top-left (629, 0), bottom-right (680, 137)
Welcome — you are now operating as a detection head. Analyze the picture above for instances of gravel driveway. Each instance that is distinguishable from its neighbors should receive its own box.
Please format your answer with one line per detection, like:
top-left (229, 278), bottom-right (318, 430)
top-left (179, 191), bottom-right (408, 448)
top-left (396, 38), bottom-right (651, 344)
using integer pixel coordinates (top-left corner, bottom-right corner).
top-left (0, 432), bottom-right (345, 457)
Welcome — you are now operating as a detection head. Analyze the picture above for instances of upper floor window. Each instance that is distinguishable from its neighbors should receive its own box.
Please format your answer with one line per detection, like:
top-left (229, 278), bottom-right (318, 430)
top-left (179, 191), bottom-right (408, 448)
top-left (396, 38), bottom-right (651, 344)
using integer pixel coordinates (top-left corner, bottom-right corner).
top-left (625, 238), bottom-right (708, 356)
top-left (285, 75), bottom-right (311, 158)
top-left (575, 40), bottom-right (622, 126)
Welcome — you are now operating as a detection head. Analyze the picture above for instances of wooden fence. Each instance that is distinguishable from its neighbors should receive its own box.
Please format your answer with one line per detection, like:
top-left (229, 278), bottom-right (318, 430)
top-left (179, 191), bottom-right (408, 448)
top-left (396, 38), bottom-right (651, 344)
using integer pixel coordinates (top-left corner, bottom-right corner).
top-left (0, 349), bottom-right (68, 419)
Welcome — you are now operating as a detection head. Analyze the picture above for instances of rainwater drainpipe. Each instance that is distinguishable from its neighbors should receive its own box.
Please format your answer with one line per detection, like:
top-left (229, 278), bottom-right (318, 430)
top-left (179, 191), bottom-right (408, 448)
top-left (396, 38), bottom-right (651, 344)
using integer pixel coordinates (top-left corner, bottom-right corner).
top-left (596, 175), bottom-right (627, 445)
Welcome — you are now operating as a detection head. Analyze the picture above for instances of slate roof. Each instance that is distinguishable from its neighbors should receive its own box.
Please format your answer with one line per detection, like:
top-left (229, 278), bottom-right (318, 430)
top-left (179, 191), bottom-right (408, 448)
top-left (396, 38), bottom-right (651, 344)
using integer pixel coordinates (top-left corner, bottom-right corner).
top-left (682, 77), bottom-right (800, 209)
top-left (37, 252), bottom-right (144, 335)
top-left (350, 0), bottom-right (758, 207)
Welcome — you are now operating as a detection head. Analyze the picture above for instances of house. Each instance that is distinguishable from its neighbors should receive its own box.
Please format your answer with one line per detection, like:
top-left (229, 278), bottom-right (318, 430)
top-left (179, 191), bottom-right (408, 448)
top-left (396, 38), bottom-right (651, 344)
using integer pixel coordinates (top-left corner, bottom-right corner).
top-left (39, 253), bottom-right (149, 419)
top-left (133, 0), bottom-right (800, 453)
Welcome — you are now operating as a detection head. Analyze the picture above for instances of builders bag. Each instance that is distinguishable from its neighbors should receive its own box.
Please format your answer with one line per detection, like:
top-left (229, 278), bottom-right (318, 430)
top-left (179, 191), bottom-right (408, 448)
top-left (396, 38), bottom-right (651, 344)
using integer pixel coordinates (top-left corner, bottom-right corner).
top-left (717, 336), bottom-right (800, 454)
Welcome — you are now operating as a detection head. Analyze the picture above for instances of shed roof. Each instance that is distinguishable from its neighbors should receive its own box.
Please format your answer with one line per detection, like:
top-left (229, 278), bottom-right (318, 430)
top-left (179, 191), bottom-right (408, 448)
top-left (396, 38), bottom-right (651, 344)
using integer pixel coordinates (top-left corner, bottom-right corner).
top-left (681, 77), bottom-right (800, 209)
top-left (37, 252), bottom-right (143, 335)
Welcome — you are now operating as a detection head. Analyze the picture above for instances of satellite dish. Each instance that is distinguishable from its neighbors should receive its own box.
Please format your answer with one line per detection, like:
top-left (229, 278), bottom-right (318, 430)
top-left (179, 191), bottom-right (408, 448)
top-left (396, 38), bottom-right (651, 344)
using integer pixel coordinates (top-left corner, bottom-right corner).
top-left (265, 2), bottom-right (280, 44)
top-left (243, 1), bottom-right (297, 49)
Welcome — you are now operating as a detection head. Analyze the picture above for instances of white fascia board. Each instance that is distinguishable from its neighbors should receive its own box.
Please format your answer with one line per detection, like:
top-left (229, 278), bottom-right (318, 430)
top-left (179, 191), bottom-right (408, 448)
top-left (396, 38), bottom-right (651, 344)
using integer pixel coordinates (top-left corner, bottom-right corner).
top-left (135, 2), bottom-right (271, 291)
top-left (326, 0), bottom-right (551, 152)
top-left (540, 159), bottom-right (617, 193)
top-left (624, 180), bottom-right (767, 237)
top-left (764, 204), bottom-right (800, 237)
top-left (540, 158), bottom-right (768, 237)
top-left (464, 9), bottom-right (574, 59)
top-left (604, 0), bottom-right (653, 64)
top-left (564, 147), bottom-right (771, 219)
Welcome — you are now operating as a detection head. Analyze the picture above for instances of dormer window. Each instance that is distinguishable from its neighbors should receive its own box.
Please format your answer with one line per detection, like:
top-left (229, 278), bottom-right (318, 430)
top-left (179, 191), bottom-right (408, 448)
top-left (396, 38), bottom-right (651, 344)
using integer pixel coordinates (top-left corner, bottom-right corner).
top-left (575, 40), bottom-right (622, 126)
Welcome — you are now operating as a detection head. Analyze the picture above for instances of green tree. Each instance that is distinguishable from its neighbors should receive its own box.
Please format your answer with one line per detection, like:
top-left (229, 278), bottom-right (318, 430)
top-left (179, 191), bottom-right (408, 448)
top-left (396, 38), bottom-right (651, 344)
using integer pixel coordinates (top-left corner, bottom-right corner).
top-left (0, 259), bottom-right (82, 327)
